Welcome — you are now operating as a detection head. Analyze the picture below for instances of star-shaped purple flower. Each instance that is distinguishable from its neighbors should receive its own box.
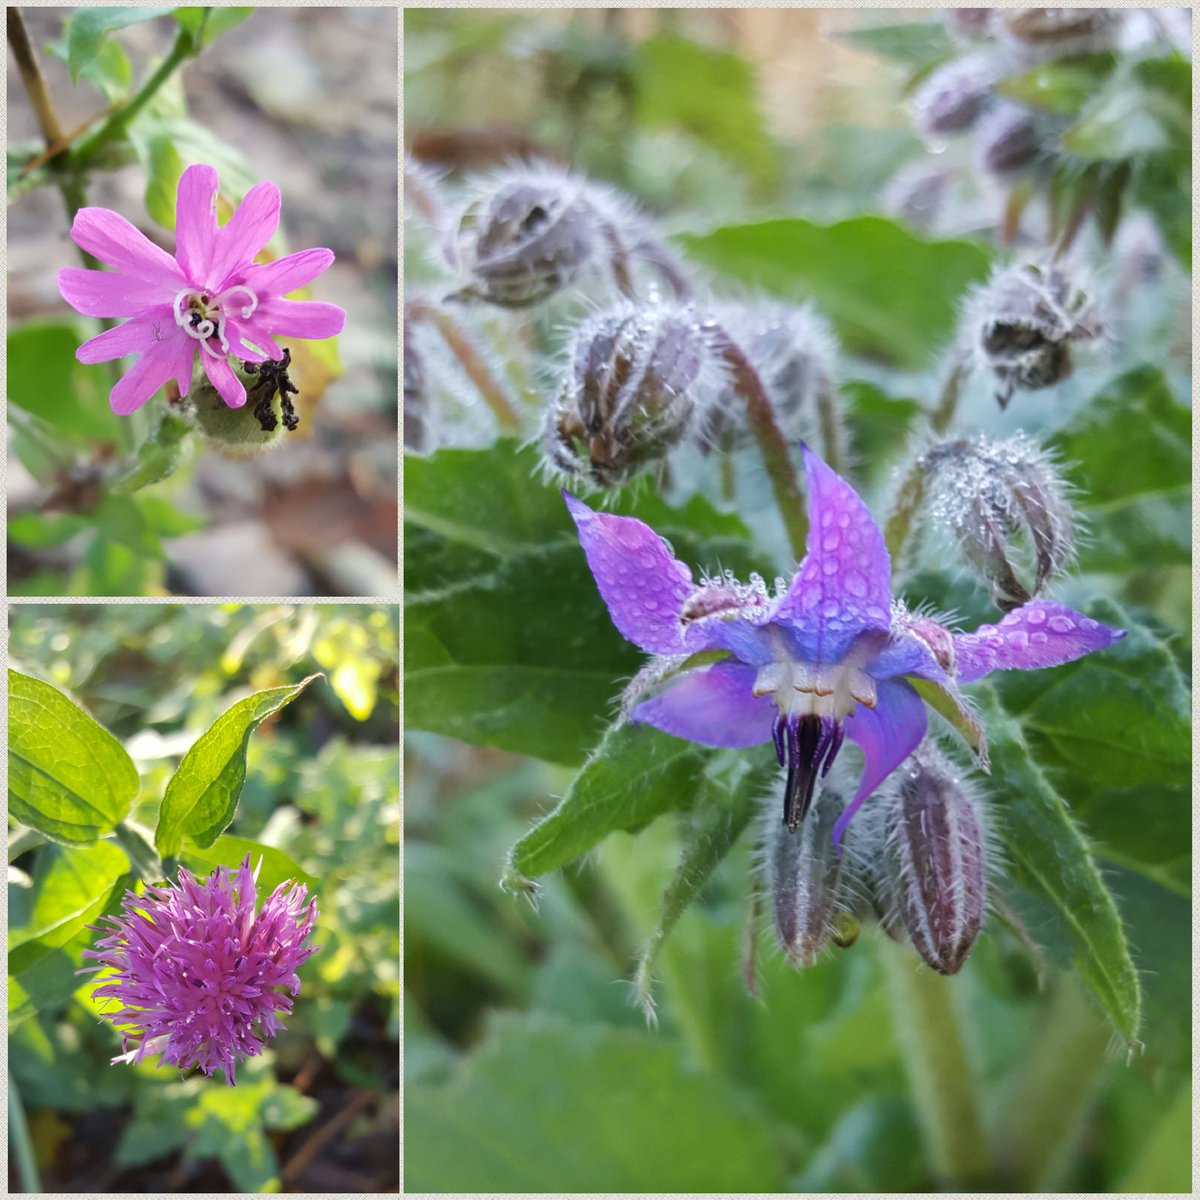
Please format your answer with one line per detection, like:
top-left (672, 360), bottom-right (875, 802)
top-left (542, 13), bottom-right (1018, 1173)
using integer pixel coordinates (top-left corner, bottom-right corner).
top-left (57, 163), bottom-right (345, 415)
top-left (566, 445), bottom-right (1124, 849)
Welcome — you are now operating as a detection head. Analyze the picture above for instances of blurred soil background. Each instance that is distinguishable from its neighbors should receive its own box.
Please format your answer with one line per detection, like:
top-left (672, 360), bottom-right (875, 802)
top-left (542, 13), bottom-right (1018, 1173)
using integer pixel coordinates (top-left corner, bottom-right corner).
top-left (8, 6), bottom-right (398, 597)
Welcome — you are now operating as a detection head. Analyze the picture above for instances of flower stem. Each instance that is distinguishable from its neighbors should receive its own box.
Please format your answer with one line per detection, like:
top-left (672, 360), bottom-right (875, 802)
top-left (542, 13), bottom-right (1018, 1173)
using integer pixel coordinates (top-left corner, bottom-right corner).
top-left (71, 28), bottom-right (195, 169)
top-left (9, 1071), bottom-right (42, 1193)
top-left (883, 356), bottom-right (967, 563)
top-left (878, 939), bottom-right (990, 1186)
top-left (7, 8), bottom-right (65, 145)
top-left (710, 329), bottom-right (808, 560)
top-left (406, 299), bottom-right (522, 432)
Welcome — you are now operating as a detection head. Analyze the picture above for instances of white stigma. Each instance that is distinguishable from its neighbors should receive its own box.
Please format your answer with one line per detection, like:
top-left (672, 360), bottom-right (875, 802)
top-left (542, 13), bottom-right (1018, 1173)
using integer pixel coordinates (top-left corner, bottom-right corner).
top-left (173, 285), bottom-right (260, 359)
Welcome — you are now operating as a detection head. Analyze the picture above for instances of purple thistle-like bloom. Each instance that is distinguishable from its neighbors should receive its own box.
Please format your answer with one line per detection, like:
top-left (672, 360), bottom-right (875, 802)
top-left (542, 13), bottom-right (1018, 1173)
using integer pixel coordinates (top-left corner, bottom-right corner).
top-left (80, 856), bottom-right (319, 1086)
top-left (566, 445), bottom-right (1124, 849)
top-left (57, 163), bottom-right (345, 415)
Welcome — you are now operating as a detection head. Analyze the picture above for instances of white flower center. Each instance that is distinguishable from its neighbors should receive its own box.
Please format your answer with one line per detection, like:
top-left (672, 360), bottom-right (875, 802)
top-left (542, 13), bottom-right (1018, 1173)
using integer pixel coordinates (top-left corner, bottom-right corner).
top-left (173, 285), bottom-right (259, 359)
top-left (751, 625), bottom-right (881, 720)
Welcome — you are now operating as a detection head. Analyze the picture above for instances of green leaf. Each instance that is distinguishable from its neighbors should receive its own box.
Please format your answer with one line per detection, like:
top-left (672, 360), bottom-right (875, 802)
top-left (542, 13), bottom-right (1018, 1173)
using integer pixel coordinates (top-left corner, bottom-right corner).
top-left (8, 320), bottom-right (122, 443)
top-left (839, 21), bottom-right (953, 67)
top-left (996, 598), bottom-right (1190, 892)
top-left (978, 689), bottom-right (1142, 1046)
top-left (66, 7), bottom-right (177, 83)
top-left (140, 131), bottom-right (185, 229)
top-left (8, 841), bottom-right (129, 952)
top-left (181, 834), bottom-right (317, 894)
top-left (632, 749), bottom-right (774, 1016)
top-left (995, 54), bottom-right (1117, 115)
top-left (678, 218), bottom-right (992, 369)
top-left (404, 1011), bottom-right (786, 1191)
top-left (632, 35), bottom-right (775, 190)
top-left (7, 513), bottom-right (88, 550)
top-left (406, 440), bottom-right (759, 764)
top-left (47, 30), bottom-right (133, 102)
top-left (8, 670), bottom-right (139, 845)
top-left (173, 6), bottom-right (254, 47)
top-left (154, 675), bottom-right (320, 858)
top-left (1048, 366), bottom-right (1190, 573)
top-left (1116, 1083), bottom-right (1192, 1192)
top-left (841, 379), bottom-right (922, 481)
top-left (504, 722), bottom-right (716, 890)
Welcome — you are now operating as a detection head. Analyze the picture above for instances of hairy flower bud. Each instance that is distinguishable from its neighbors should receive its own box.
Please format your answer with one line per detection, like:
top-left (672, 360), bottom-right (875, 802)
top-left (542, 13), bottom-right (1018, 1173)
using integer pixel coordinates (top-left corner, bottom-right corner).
top-left (922, 432), bottom-right (1075, 609)
top-left (1000, 8), bottom-right (1123, 64)
top-left (544, 305), bottom-right (717, 486)
top-left (967, 262), bottom-right (1101, 407)
top-left (403, 316), bottom-right (429, 451)
top-left (974, 102), bottom-right (1044, 181)
top-left (454, 164), bottom-right (686, 308)
top-left (913, 54), bottom-right (997, 137)
top-left (876, 747), bottom-right (989, 975)
top-left (190, 366), bottom-right (287, 458)
top-left (882, 164), bottom-right (954, 233)
top-left (763, 779), bottom-right (863, 968)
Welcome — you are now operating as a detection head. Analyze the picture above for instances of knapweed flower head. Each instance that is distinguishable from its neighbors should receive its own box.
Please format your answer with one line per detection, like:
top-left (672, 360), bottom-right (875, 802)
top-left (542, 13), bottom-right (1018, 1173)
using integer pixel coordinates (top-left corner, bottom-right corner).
top-left (80, 856), bottom-right (319, 1086)
top-left (58, 163), bottom-right (345, 415)
top-left (567, 446), bottom-right (1123, 850)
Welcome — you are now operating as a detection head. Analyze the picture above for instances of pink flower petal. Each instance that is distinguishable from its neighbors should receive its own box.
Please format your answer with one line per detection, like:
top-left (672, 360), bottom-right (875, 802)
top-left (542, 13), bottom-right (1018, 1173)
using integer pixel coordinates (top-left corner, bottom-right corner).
top-left (109, 335), bottom-right (196, 415)
top-left (564, 492), bottom-right (695, 655)
top-left (773, 446), bottom-right (893, 662)
top-left (202, 353), bottom-right (248, 408)
top-left (252, 298), bottom-right (346, 340)
top-left (834, 680), bottom-right (928, 850)
top-left (69, 207), bottom-right (185, 288)
top-left (58, 268), bottom-right (177, 318)
top-left (239, 247), bottom-right (335, 298)
top-left (76, 306), bottom-right (177, 363)
top-left (208, 180), bottom-right (281, 289)
top-left (175, 163), bottom-right (220, 287)
top-left (955, 601), bottom-right (1126, 683)
top-left (630, 660), bottom-right (775, 748)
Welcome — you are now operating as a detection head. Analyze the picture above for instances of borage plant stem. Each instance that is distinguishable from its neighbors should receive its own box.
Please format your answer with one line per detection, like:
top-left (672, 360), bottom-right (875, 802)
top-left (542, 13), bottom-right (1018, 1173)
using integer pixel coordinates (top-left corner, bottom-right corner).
top-left (878, 938), bottom-right (990, 1186)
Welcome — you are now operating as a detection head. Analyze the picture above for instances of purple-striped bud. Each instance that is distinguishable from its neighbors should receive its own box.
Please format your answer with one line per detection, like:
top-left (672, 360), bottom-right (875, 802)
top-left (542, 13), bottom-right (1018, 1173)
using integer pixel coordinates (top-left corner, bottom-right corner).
top-left (1000, 8), bottom-right (1123, 64)
top-left (922, 432), bottom-right (1075, 610)
top-left (913, 55), bottom-right (997, 137)
top-left (877, 748), bottom-right (989, 975)
top-left (544, 305), bottom-right (715, 486)
top-left (764, 783), bottom-right (863, 968)
top-left (966, 262), bottom-right (1101, 407)
top-left (974, 102), bottom-right (1044, 181)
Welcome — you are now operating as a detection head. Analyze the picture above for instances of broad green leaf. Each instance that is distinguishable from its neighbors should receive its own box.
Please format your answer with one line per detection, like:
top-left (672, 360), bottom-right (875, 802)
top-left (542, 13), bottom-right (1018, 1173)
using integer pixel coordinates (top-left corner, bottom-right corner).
top-left (504, 722), bottom-right (714, 890)
top-left (404, 1011), bottom-right (786, 1192)
top-left (9, 670), bottom-right (139, 844)
top-left (154, 675), bottom-right (320, 857)
top-left (74, 534), bottom-right (166, 596)
top-left (8, 320), bottom-right (122, 443)
top-left (47, 30), bottom-right (133, 102)
top-left (1047, 366), bottom-right (1190, 573)
top-left (995, 54), bottom-right (1117, 115)
top-left (678, 218), bottom-right (992, 369)
top-left (66, 7), bottom-right (176, 83)
top-left (632, 36), bottom-right (775, 190)
top-left (979, 690), bottom-right (1141, 1046)
top-left (7, 513), bottom-right (88, 549)
top-left (8, 841), bottom-right (129, 952)
top-left (406, 440), bottom-right (759, 764)
top-left (996, 599), bottom-right (1190, 892)
top-left (181, 834), bottom-right (317, 893)
top-left (839, 20), bottom-right (953, 67)
top-left (140, 130), bottom-right (185, 229)
top-left (632, 749), bottom-right (774, 1015)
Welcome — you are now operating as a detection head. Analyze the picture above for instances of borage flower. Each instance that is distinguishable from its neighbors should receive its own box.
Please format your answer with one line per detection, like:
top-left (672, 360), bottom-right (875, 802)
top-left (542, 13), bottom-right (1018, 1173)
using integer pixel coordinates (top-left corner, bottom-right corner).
top-left (58, 163), bottom-right (345, 415)
top-left (566, 446), bottom-right (1123, 849)
top-left (80, 856), bottom-right (319, 1086)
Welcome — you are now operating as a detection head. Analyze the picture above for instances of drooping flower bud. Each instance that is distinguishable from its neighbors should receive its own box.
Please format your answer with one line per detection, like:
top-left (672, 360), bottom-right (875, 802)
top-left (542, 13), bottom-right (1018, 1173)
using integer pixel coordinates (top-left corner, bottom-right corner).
top-left (913, 54), bottom-right (998, 138)
top-left (453, 164), bottom-right (686, 308)
top-left (763, 776), bottom-right (864, 969)
top-left (882, 163), bottom-right (955, 233)
top-left (921, 432), bottom-right (1075, 609)
top-left (966, 262), bottom-right (1101, 407)
top-left (974, 101), bottom-right (1044, 181)
top-left (543, 304), bottom-right (717, 486)
top-left (1000, 8), bottom-right (1124, 65)
top-left (875, 747), bottom-right (990, 975)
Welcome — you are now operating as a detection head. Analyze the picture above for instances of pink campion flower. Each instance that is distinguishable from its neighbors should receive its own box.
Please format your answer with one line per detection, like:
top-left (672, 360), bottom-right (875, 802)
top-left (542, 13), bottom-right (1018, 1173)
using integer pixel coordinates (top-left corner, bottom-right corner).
top-left (57, 163), bottom-right (346, 415)
top-left (79, 856), bottom-right (320, 1086)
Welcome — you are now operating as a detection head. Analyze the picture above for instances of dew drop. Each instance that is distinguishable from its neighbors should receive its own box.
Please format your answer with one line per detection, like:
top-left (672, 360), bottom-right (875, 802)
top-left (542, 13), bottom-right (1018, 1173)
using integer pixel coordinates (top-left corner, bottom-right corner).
top-left (1048, 615), bottom-right (1075, 634)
